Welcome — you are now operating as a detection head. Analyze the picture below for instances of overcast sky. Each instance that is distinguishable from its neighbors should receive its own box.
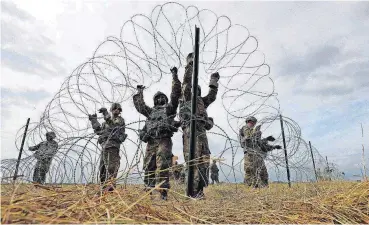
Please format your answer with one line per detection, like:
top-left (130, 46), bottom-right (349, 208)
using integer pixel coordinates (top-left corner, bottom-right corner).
top-left (1, 1), bottom-right (368, 181)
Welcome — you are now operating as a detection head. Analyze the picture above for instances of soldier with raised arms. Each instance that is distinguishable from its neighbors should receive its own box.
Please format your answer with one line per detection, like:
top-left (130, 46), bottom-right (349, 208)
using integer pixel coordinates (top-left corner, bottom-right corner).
top-left (88, 103), bottom-right (127, 192)
top-left (179, 52), bottom-right (220, 198)
top-left (133, 67), bottom-right (181, 200)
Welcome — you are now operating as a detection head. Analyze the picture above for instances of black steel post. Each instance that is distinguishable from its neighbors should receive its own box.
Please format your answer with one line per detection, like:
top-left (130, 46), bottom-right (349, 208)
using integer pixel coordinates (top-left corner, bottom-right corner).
top-left (186, 26), bottom-right (200, 197)
top-left (279, 114), bottom-right (291, 187)
top-left (13, 118), bottom-right (30, 181)
top-left (325, 156), bottom-right (331, 181)
top-left (326, 156), bottom-right (330, 172)
top-left (309, 141), bottom-right (318, 182)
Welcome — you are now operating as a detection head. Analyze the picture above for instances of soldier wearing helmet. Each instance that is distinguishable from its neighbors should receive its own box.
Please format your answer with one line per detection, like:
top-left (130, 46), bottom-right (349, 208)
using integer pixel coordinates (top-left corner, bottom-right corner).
top-left (29, 131), bottom-right (58, 184)
top-left (133, 66), bottom-right (181, 200)
top-left (179, 52), bottom-right (220, 198)
top-left (239, 116), bottom-right (281, 188)
top-left (88, 102), bottom-right (127, 192)
top-left (210, 160), bottom-right (220, 185)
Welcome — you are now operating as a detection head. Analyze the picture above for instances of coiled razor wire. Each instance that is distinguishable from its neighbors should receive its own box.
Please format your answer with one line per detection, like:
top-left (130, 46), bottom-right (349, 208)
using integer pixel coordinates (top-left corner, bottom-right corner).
top-left (1, 2), bottom-right (343, 185)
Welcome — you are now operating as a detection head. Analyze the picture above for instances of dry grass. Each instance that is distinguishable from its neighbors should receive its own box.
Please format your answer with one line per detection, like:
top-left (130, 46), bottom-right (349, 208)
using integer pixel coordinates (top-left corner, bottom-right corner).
top-left (1, 181), bottom-right (368, 224)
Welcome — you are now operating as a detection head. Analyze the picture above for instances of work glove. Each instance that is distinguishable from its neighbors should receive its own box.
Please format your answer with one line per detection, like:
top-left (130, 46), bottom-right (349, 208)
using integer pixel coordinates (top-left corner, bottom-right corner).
top-left (88, 114), bottom-right (97, 121)
top-left (98, 107), bottom-right (108, 114)
top-left (136, 85), bottom-right (145, 94)
top-left (266, 136), bottom-right (276, 142)
top-left (209, 72), bottom-right (220, 88)
top-left (170, 66), bottom-right (178, 76)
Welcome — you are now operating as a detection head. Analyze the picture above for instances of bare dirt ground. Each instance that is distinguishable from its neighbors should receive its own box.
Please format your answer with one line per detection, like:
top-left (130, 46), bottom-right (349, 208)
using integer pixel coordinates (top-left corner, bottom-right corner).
top-left (1, 181), bottom-right (368, 224)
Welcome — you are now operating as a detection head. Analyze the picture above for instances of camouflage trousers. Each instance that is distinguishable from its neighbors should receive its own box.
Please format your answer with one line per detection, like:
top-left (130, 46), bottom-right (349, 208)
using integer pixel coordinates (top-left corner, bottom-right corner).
top-left (244, 151), bottom-right (268, 188)
top-left (182, 127), bottom-right (210, 194)
top-left (211, 173), bottom-right (219, 184)
top-left (144, 137), bottom-right (172, 189)
top-left (33, 158), bottom-right (52, 184)
top-left (173, 170), bottom-right (181, 180)
top-left (99, 147), bottom-right (121, 186)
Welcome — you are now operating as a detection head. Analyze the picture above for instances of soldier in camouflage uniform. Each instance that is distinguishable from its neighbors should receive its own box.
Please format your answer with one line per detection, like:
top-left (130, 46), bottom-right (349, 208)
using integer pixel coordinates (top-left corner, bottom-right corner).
top-left (239, 116), bottom-right (281, 188)
top-left (88, 103), bottom-right (127, 191)
top-left (210, 160), bottom-right (219, 184)
top-left (133, 67), bottom-right (181, 200)
top-left (29, 132), bottom-right (58, 184)
top-left (179, 52), bottom-right (219, 198)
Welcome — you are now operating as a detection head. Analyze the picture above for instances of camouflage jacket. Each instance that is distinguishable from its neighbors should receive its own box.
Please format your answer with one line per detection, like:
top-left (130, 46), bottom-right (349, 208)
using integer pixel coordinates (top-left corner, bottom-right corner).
top-left (133, 75), bottom-right (181, 139)
top-left (210, 163), bottom-right (219, 174)
top-left (90, 114), bottom-right (127, 149)
top-left (239, 126), bottom-right (274, 158)
top-left (179, 64), bottom-right (218, 129)
top-left (29, 140), bottom-right (58, 160)
top-left (239, 126), bottom-right (260, 149)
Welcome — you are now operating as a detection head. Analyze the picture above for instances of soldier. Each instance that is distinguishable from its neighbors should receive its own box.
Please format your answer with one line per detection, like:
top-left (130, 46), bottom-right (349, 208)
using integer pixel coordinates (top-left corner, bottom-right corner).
top-left (179, 52), bottom-right (219, 198)
top-left (239, 116), bottom-right (281, 188)
top-left (133, 67), bottom-right (181, 200)
top-left (88, 103), bottom-right (127, 192)
top-left (29, 132), bottom-right (58, 184)
top-left (210, 160), bottom-right (219, 184)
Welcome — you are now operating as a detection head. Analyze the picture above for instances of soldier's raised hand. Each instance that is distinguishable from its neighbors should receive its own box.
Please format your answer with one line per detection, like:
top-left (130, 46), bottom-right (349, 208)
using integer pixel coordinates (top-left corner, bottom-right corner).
top-left (209, 72), bottom-right (220, 88)
top-left (211, 72), bottom-right (220, 81)
top-left (98, 107), bottom-right (108, 114)
top-left (186, 52), bottom-right (194, 66)
top-left (170, 67), bottom-right (178, 76)
top-left (88, 113), bottom-right (97, 121)
top-left (136, 85), bottom-right (145, 94)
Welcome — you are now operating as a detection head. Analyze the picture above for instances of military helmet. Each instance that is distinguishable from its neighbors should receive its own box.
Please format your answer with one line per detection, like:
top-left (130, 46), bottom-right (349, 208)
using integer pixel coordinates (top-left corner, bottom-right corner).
top-left (187, 52), bottom-right (194, 60)
top-left (110, 103), bottom-right (122, 112)
top-left (245, 116), bottom-right (257, 123)
top-left (46, 131), bottom-right (56, 139)
top-left (153, 91), bottom-right (168, 104)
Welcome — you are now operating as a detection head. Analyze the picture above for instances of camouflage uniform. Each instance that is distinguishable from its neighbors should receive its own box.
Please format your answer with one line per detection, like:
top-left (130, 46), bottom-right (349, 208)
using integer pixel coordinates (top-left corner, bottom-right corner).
top-left (210, 162), bottom-right (219, 184)
top-left (179, 59), bottom-right (219, 197)
top-left (89, 103), bottom-right (127, 188)
top-left (172, 162), bottom-right (184, 181)
top-left (240, 119), bottom-right (280, 188)
top-left (133, 71), bottom-right (181, 193)
top-left (180, 165), bottom-right (186, 183)
top-left (29, 132), bottom-right (58, 184)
